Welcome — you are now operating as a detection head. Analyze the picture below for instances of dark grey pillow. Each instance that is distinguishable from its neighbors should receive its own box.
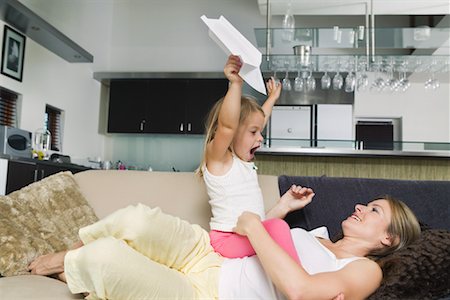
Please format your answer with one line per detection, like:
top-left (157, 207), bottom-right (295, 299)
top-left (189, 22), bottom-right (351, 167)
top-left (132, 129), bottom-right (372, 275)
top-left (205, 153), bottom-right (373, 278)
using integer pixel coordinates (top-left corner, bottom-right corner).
top-left (368, 228), bottom-right (450, 300)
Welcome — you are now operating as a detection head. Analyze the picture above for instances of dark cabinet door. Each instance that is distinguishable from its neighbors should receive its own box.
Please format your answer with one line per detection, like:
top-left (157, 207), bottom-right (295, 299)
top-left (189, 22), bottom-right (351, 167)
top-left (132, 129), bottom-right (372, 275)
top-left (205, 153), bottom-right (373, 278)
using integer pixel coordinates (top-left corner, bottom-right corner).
top-left (6, 160), bottom-right (91, 194)
top-left (108, 79), bottom-right (148, 133)
top-left (37, 163), bottom-right (66, 179)
top-left (145, 79), bottom-right (186, 134)
top-left (108, 78), bottom-right (228, 135)
top-left (185, 79), bottom-right (228, 134)
top-left (6, 160), bottom-right (37, 194)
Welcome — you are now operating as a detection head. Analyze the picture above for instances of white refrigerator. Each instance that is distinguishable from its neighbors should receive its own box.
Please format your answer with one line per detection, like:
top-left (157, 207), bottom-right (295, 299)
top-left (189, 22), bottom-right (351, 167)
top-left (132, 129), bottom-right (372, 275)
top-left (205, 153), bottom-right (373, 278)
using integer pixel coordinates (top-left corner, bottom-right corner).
top-left (269, 106), bottom-right (312, 147)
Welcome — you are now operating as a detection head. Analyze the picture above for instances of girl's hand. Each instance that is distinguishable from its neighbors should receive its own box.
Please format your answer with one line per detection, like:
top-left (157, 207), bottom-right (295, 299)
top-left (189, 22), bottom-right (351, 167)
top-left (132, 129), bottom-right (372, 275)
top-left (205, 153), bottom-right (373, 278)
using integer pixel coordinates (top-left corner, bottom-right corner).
top-left (224, 55), bottom-right (243, 84)
top-left (233, 211), bottom-right (261, 236)
top-left (266, 77), bottom-right (281, 101)
top-left (279, 185), bottom-right (315, 213)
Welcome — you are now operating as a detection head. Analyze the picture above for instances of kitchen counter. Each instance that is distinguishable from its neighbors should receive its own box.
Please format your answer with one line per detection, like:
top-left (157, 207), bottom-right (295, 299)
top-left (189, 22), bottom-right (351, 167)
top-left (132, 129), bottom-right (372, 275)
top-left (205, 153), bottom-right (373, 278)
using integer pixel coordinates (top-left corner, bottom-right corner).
top-left (0, 154), bottom-right (91, 171)
top-left (257, 146), bottom-right (450, 159)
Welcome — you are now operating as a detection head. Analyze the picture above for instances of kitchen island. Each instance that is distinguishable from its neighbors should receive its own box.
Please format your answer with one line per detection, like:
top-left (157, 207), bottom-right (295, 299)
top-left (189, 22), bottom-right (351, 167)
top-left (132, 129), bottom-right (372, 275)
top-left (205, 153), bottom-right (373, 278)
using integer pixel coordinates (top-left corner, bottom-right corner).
top-left (255, 146), bottom-right (450, 181)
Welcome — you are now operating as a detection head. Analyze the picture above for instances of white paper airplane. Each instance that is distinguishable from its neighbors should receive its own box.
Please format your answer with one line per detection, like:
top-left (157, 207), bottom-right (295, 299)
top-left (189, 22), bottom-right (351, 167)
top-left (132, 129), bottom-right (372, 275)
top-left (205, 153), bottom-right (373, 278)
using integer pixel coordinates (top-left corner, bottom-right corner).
top-left (201, 15), bottom-right (267, 95)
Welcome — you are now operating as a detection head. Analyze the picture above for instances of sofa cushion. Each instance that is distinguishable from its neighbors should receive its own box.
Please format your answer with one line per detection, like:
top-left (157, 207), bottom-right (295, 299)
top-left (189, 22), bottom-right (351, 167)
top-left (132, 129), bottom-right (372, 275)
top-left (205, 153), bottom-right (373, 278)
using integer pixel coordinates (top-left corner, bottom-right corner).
top-left (0, 171), bottom-right (98, 276)
top-left (73, 170), bottom-right (280, 230)
top-left (0, 275), bottom-right (83, 299)
top-left (368, 227), bottom-right (450, 300)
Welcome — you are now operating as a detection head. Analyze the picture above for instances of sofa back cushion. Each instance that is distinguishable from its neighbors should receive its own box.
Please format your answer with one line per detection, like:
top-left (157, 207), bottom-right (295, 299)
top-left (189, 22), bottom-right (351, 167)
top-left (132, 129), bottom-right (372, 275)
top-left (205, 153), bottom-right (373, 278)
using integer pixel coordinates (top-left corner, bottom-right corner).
top-left (279, 175), bottom-right (450, 238)
top-left (74, 170), bottom-right (280, 230)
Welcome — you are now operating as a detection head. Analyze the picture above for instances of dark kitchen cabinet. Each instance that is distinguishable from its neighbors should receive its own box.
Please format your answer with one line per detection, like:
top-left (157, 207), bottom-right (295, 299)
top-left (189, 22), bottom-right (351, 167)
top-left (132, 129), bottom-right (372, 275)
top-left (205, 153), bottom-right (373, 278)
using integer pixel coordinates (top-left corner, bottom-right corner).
top-left (6, 159), bottom-right (90, 194)
top-left (108, 79), bottom-right (148, 133)
top-left (107, 78), bottom-right (228, 134)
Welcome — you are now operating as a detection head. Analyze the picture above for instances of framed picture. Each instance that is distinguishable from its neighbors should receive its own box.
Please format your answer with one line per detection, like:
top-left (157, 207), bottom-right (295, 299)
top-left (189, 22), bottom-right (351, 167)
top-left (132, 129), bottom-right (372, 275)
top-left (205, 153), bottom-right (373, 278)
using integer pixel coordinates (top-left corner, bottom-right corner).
top-left (1, 25), bottom-right (26, 82)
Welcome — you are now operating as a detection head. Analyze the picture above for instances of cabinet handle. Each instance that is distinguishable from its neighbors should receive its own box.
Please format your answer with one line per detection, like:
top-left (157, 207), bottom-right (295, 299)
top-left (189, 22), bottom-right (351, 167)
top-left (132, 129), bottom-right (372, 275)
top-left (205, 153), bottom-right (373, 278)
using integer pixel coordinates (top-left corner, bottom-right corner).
top-left (187, 123), bottom-right (191, 132)
top-left (140, 120), bottom-right (146, 131)
top-left (33, 169), bottom-right (38, 182)
top-left (40, 169), bottom-right (45, 180)
top-left (180, 123), bottom-right (184, 132)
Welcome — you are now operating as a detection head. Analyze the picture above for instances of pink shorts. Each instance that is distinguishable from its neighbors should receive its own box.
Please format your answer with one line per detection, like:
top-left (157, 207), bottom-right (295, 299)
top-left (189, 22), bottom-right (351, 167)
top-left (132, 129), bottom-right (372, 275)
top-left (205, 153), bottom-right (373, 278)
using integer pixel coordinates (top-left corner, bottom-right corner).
top-left (209, 218), bottom-right (300, 264)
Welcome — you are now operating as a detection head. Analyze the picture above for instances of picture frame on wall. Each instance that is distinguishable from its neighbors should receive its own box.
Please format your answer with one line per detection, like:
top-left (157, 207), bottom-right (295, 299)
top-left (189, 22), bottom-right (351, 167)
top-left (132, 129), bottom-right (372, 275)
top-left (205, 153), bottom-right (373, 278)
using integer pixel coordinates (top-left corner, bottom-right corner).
top-left (1, 25), bottom-right (26, 82)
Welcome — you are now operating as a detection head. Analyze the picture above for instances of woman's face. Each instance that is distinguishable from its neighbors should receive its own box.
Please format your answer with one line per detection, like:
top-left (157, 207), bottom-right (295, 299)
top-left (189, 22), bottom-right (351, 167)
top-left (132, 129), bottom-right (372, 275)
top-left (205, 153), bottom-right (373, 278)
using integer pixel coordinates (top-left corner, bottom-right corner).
top-left (342, 199), bottom-right (394, 248)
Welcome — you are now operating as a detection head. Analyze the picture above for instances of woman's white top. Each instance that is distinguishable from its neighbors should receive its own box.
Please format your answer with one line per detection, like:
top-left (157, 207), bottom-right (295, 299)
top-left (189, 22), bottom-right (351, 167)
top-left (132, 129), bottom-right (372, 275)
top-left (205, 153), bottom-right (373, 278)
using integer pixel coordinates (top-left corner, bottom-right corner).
top-left (203, 155), bottom-right (265, 232)
top-left (218, 227), bottom-right (365, 300)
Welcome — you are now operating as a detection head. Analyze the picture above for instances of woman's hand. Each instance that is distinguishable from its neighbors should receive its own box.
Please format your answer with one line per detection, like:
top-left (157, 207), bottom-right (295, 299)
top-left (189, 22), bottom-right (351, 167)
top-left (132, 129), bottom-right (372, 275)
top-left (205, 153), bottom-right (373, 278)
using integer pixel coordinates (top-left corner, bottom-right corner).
top-left (28, 251), bottom-right (67, 276)
top-left (233, 211), bottom-right (261, 236)
top-left (280, 184), bottom-right (315, 212)
top-left (224, 55), bottom-right (243, 85)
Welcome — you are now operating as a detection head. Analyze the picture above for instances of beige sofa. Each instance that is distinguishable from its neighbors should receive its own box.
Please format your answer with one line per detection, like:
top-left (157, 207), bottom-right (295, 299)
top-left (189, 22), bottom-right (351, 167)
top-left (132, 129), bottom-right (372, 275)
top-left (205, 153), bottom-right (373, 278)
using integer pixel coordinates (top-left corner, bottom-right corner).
top-left (0, 170), bottom-right (280, 300)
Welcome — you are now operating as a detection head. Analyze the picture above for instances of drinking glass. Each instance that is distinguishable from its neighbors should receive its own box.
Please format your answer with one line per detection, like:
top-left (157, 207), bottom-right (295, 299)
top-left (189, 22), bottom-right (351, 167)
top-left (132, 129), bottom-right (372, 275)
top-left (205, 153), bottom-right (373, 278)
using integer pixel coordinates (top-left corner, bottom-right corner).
top-left (356, 72), bottom-right (369, 91)
top-left (344, 72), bottom-right (356, 93)
top-left (425, 60), bottom-right (440, 90)
top-left (370, 64), bottom-right (385, 92)
top-left (332, 70), bottom-right (343, 90)
top-left (282, 70), bottom-right (292, 91)
top-left (425, 73), bottom-right (440, 90)
top-left (282, 3), bottom-right (295, 42)
top-left (306, 70), bottom-right (316, 92)
top-left (321, 71), bottom-right (331, 89)
top-left (395, 71), bottom-right (410, 92)
top-left (294, 69), bottom-right (304, 92)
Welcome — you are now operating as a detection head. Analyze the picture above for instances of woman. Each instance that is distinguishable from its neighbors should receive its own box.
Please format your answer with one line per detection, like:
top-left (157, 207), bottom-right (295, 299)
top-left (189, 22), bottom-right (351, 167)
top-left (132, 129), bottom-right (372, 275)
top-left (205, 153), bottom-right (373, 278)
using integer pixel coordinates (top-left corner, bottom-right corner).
top-left (28, 187), bottom-right (420, 300)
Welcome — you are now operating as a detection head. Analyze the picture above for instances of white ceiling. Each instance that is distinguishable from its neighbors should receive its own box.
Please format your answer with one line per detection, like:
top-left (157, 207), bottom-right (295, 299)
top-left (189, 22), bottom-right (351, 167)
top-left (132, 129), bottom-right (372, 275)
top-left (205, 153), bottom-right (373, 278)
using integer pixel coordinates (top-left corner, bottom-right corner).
top-left (258, 0), bottom-right (450, 15)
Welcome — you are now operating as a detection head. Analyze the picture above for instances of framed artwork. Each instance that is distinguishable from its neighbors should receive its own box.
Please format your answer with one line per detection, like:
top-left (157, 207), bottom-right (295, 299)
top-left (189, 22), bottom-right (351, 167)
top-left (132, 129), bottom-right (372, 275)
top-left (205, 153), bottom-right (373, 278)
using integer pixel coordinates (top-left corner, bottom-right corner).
top-left (1, 25), bottom-right (26, 82)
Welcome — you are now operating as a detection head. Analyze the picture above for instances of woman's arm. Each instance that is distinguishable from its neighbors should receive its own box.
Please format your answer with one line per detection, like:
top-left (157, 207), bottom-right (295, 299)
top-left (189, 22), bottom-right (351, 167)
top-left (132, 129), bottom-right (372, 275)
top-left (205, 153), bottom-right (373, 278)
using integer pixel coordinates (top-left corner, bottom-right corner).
top-left (266, 185), bottom-right (314, 219)
top-left (234, 212), bottom-right (382, 300)
top-left (28, 240), bottom-right (83, 279)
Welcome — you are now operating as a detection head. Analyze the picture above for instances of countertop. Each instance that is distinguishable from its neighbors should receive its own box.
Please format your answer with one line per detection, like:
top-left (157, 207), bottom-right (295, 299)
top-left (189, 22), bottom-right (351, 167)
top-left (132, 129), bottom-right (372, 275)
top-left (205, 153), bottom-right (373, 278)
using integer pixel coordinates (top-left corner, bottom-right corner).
top-left (257, 147), bottom-right (450, 159)
top-left (0, 155), bottom-right (92, 170)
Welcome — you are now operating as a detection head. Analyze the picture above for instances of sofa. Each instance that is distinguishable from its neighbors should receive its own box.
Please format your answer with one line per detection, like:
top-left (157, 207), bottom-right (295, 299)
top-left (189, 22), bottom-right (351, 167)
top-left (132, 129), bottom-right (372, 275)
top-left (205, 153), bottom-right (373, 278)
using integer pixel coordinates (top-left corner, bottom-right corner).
top-left (0, 170), bottom-right (449, 299)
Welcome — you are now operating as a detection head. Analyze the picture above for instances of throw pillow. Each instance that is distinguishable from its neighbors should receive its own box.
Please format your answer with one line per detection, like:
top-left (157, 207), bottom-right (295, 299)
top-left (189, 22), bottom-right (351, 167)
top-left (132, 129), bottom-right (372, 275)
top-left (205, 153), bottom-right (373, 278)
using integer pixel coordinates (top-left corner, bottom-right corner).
top-left (0, 171), bottom-right (98, 277)
top-left (368, 228), bottom-right (450, 300)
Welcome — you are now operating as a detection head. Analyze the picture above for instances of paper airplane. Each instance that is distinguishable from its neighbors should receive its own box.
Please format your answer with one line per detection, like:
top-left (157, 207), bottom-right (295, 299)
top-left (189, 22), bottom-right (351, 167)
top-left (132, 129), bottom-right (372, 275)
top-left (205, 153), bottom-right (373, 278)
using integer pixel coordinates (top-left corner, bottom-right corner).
top-left (201, 15), bottom-right (267, 95)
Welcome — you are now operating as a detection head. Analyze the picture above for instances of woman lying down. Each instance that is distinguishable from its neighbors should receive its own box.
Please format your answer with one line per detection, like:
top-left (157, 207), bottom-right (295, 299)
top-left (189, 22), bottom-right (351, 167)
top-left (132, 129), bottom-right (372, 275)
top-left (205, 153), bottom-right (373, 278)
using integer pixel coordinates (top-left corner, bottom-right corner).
top-left (28, 185), bottom-right (420, 300)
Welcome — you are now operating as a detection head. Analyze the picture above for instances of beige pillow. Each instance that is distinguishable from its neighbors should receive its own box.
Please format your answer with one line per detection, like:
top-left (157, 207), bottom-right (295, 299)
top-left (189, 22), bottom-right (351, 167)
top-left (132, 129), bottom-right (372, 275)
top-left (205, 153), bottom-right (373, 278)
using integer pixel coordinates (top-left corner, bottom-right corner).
top-left (0, 171), bottom-right (98, 276)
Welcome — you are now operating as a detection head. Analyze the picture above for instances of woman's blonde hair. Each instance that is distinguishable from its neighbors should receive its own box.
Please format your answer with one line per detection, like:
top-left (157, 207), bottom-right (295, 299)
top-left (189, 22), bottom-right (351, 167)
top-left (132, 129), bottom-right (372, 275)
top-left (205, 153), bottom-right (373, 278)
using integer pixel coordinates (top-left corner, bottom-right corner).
top-left (196, 96), bottom-right (264, 177)
top-left (369, 195), bottom-right (421, 259)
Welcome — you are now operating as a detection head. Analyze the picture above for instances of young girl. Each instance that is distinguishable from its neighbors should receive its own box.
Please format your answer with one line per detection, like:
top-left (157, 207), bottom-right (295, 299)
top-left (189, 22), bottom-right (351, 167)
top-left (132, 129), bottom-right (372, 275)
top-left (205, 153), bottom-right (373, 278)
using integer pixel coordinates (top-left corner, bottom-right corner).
top-left (198, 55), bottom-right (312, 263)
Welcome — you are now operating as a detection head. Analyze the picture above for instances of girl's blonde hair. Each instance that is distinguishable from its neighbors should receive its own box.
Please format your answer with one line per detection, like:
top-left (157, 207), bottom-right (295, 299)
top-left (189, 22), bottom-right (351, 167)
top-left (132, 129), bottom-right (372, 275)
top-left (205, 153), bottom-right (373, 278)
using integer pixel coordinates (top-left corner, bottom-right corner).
top-left (369, 195), bottom-right (421, 258)
top-left (196, 96), bottom-right (264, 177)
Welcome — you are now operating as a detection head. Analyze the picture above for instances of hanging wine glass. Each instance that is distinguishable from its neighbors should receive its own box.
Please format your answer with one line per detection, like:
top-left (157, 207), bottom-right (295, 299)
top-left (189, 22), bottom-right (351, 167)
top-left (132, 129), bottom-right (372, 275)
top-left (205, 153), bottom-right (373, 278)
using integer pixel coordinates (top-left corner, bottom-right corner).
top-left (294, 69), bottom-right (304, 92)
top-left (425, 60), bottom-right (440, 90)
top-left (383, 58), bottom-right (399, 93)
top-left (332, 67), bottom-right (343, 90)
top-left (344, 71), bottom-right (356, 93)
top-left (305, 66), bottom-right (316, 92)
top-left (396, 70), bottom-right (410, 92)
top-left (370, 61), bottom-right (386, 92)
top-left (320, 63), bottom-right (331, 90)
top-left (282, 69), bottom-right (292, 91)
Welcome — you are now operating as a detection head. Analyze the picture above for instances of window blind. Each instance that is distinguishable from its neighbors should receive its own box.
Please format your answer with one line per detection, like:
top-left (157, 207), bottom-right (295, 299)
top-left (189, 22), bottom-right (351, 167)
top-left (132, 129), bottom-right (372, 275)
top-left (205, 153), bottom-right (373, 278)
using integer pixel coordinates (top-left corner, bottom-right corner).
top-left (0, 89), bottom-right (18, 127)
top-left (45, 105), bottom-right (62, 152)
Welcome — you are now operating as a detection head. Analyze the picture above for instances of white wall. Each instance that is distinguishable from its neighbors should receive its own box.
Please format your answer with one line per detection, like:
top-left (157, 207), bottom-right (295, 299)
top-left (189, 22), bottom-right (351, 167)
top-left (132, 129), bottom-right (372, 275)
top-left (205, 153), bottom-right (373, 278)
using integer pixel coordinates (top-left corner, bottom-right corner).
top-left (0, 21), bottom-right (104, 164)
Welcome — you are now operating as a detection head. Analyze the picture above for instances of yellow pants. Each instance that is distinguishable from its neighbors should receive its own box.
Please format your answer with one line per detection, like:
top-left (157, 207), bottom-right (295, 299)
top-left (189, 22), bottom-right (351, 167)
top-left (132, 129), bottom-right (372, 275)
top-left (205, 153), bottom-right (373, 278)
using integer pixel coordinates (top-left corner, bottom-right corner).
top-left (64, 203), bottom-right (223, 300)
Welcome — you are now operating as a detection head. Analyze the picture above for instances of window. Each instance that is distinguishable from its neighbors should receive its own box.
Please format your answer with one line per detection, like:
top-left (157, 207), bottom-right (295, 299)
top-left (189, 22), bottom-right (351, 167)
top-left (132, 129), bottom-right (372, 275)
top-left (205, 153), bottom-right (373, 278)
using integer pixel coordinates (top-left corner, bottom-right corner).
top-left (45, 104), bottom-right (63, 152)
top-left (0, 88), bottom-right (18, 127)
